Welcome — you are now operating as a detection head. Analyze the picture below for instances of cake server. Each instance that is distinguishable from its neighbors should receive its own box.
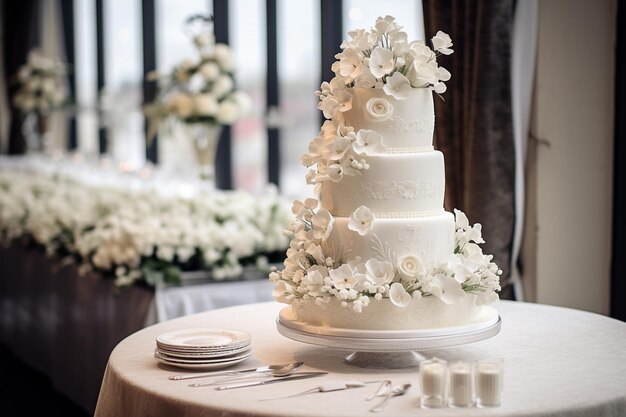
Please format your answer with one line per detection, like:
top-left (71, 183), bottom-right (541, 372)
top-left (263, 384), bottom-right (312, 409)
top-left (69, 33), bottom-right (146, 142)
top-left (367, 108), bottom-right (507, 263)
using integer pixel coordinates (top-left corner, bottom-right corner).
top-left (259, 381), bottom-right (367, 400)
top-left (215, 372), bottom-right (328, 390)
top-left (168, 361), bottom-right (304, 380)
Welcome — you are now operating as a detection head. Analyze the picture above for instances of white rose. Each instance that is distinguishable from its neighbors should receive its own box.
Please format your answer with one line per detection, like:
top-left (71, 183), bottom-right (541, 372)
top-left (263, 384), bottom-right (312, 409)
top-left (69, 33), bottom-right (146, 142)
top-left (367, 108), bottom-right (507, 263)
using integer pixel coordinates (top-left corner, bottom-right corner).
top-left (216, 100), bottom-right (240, 124)
top-left (214, 44), bottom-right (235, 71)
top-left (193, 94), bottom-right (218, 116)
top-left (397, 254), bottom-right (421, 279)
top-left (365, 97), bottom-right (393, 122)
top-left (212, 75), bottom-right (234, 98)
top-left (199, 62), bottom-right (220, 81)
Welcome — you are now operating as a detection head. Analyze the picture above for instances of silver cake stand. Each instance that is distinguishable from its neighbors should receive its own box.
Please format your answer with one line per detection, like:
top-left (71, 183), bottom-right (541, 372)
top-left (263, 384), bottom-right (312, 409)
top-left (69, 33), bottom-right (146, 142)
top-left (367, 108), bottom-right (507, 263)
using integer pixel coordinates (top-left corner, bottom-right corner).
top-left (276, 307), bottom-right (502, 369)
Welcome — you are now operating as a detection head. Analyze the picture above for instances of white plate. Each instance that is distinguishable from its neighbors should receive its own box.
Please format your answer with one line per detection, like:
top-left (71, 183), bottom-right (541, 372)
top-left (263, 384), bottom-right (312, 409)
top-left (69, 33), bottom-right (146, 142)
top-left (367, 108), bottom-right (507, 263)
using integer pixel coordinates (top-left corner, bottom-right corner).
top-left (156, 328), bottom-right (251, 350)
top-left (155, 348), bottom-right (252, 363)
top-left (155, 340), bottom-right (250, 353)
top-left (154, 352), bottom-right (252, 370)
top-left (156, 344), bottom-right (251, 359)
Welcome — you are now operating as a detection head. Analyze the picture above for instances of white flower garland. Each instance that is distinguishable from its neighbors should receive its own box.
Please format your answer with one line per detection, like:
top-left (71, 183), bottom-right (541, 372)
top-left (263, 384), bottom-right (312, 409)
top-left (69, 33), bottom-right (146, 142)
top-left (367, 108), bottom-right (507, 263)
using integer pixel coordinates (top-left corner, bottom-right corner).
top-left (270, 201), bottom-right (501, 313)
top-left (0, 169), bottom-right (291, 287)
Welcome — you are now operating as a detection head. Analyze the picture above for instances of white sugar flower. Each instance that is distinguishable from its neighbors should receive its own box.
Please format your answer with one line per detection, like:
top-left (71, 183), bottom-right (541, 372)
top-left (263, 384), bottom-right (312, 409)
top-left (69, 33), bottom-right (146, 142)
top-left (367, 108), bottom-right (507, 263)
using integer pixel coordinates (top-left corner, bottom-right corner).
top-left (329, 264), bottom-right (357, 290)
top-left (383, 72), bottom-right (412, 100)
top-left (365, 258), bottom-right (394, 286)
top-left (365, 97), bottom-right (393, 122)
top-left (303, 266), bottom-right (328, 297)
top-left (430, 274), bottom-right (465, 305)
top-left (348, 206), bottom-right (374, 236)
top-left (454, 209), bottom-right (469, 229)
top-left (437, 66), bottom-right (451, 81)
top-left (431, 31), bottom-right (454, 55)
top-left (433, 82), bottom-right (447, 94)
top-left (369, 47), bottom-right (394, 79)
top-left (374, 15), bottom-right (402, 35)
top-left (339, 50), bottom-right (363, 80)
top-left (397, 254), bottom-right (421, 280)
top-left (389, 282), bottom-right (412, 307)
top-left (311, 209), bottom-right (334, 240)
top-left (353, 129), bottom-right (387, 155)
top-left (326, 163), bottom-right (344, 182)
top-left (193, 94), bottom-right (218, 116)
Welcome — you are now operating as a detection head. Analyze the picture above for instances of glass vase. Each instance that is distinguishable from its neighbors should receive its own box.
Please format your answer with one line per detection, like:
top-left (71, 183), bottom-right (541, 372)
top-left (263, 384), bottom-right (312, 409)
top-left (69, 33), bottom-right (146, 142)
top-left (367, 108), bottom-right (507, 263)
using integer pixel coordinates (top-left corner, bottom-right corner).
top-left (184, 123), bottom-right (222, 183)
top-left (22, 112), bottom-right (49, 154)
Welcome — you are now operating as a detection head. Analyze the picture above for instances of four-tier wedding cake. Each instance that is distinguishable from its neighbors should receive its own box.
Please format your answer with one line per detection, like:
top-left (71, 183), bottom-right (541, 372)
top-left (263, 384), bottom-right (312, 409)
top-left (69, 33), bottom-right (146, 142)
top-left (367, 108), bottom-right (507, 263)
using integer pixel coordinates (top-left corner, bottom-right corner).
top-left (270, 16), bottom-right (501, 331)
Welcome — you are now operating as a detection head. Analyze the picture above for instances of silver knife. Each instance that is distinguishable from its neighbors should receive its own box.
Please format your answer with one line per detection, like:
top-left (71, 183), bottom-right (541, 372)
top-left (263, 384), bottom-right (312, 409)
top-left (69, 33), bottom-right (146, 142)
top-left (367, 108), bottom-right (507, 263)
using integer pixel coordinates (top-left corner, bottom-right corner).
top-left (215, 372), bottom-right (328, 390)
top-left (168, 362), bottom-right (303, 381)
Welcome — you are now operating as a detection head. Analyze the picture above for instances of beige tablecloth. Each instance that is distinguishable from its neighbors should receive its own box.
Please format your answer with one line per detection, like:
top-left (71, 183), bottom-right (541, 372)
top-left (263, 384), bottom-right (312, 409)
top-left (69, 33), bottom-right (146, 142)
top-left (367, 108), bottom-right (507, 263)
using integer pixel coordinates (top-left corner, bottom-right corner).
top-left (95, 301), bottom-right (626, 417)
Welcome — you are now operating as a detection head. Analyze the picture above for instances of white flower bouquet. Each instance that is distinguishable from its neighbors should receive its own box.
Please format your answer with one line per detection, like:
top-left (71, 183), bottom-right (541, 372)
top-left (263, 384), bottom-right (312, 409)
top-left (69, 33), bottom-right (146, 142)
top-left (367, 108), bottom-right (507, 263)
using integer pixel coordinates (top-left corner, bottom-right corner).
top-left (12, 50), bottom-right (68, 116)
top-left (144, 17), bottom-right (251, 141)
top-left (0, 168), bottom-right (291, 287)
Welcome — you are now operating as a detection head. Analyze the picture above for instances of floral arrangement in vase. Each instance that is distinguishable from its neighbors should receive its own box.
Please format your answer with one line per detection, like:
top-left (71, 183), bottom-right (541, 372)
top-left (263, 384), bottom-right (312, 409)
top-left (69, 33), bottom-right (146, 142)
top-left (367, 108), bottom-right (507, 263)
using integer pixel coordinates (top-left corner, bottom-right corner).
top-left (144, 15), bottom-right (250, 179)
top-left (11, 50), bottom-right (68, 152)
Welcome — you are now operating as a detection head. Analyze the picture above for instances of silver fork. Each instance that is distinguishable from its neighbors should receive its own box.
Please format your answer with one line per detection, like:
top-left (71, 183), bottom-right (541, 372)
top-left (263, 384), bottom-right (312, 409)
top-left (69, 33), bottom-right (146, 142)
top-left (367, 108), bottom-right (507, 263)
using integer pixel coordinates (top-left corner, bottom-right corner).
top-left (369, 383), bottom-right (411, 413)
top-left (366, 380), bottom-right (391, 401)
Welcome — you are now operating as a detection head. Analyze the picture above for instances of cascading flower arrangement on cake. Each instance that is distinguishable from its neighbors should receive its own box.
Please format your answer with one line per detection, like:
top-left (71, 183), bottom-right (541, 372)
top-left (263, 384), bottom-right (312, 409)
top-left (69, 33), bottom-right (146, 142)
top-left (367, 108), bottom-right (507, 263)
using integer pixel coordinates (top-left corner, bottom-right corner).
top-left (270, 16), bottom-right (501, 328)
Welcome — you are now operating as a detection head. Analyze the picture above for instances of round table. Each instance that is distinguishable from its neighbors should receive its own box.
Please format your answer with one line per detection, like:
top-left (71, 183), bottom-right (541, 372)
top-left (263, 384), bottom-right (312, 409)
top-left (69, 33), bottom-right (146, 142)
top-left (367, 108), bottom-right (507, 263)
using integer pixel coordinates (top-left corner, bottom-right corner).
top-left (94, 301), bottom-right (626, 417)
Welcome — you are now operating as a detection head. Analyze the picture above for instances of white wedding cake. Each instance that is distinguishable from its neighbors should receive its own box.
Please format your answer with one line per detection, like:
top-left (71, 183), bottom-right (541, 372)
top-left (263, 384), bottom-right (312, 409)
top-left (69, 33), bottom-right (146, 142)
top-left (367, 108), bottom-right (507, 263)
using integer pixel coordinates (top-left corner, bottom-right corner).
top-left (270, 16), bottom-right (501, 331)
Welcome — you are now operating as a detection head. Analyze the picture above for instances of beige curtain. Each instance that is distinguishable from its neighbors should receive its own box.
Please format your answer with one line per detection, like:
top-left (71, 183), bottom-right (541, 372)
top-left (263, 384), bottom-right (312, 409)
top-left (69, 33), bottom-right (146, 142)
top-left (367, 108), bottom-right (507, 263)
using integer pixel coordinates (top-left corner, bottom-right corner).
top-left (423, 0), bottom-right (516, 298)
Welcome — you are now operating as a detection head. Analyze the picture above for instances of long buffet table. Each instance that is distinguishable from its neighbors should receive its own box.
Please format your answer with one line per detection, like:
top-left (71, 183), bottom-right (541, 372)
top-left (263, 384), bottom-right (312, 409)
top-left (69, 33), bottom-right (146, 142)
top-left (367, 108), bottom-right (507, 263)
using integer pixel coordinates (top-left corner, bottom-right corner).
top-left (0, 243), bottom-right (275, 413)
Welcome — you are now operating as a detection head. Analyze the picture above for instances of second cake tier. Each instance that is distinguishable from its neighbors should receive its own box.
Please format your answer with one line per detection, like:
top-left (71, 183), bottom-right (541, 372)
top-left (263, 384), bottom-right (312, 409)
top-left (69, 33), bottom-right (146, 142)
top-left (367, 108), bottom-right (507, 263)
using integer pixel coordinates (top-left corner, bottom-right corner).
top-left (320, 150), bottom-right (446, 216)
top-left (326, 211), bottom-right (455, 264)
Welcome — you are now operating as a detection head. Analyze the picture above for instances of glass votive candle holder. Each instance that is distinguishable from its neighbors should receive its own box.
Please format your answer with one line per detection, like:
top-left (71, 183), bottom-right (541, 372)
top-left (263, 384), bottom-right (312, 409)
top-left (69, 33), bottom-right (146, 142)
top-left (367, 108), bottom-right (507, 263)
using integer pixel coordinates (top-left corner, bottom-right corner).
top-left (475, 358), bottom-right (504, 407)
top-left (448, 361), bottom-right (474, 407)
top-left (419, 357), bottom-right (447, 408)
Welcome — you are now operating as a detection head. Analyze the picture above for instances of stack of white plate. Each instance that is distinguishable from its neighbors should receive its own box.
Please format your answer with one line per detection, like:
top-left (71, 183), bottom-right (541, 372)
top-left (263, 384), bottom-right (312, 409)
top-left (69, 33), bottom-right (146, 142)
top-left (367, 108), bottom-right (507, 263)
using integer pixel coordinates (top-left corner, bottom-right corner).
top-left (154, 328), bottom-right (252, 370)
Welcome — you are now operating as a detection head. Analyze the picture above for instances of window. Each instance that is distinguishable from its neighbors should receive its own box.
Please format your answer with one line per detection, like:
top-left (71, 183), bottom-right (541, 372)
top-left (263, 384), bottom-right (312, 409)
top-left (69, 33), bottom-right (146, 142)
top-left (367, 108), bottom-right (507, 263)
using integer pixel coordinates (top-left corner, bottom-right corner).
top-left (278, 0), bottom-right (320, 200)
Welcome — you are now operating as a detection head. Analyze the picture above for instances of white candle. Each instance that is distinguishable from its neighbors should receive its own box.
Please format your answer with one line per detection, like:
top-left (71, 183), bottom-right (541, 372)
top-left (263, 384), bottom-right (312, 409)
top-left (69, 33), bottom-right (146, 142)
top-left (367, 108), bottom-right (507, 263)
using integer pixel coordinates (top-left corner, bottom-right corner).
top-left (475, 361), bottom-right (503, 407)
top-left (419, 358), bottom-right (447, 408)
top-left (449, 362), bottom-right (473, 407)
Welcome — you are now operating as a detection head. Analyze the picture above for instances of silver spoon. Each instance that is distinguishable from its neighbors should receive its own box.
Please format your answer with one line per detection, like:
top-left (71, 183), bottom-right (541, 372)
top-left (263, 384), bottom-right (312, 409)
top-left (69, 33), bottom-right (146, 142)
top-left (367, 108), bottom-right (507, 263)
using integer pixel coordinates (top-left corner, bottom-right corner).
top-left (369, 383), bottom-right (411, 413)
top-left (189, 362), bottom-right (304, 387)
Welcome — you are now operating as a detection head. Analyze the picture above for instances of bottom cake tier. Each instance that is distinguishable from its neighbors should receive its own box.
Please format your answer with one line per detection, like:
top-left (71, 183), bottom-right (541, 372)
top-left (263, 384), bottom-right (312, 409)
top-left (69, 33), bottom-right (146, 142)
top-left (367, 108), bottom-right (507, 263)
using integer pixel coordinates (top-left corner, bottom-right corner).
top-left (289, 295), bottom-right (497, 331)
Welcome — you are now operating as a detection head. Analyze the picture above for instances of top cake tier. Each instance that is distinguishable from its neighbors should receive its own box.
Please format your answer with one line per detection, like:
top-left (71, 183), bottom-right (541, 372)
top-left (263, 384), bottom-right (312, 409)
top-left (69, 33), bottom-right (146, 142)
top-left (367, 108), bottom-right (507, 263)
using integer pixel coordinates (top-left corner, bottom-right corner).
top-left (343, 87), bottom-right (434, 151)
